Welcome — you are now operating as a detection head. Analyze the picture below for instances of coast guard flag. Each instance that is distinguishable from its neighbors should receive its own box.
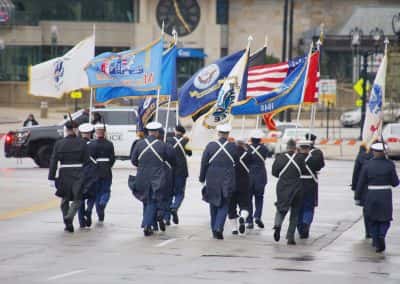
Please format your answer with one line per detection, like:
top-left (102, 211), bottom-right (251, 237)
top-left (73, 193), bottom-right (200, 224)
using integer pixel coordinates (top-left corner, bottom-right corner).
top-left (95, 45), bottom-right (177, 103)
top-left (29, 36), bottom-right (94, 98)
top-left (231, 56), bottom-right (307, 115)
top-left (178, 50), bottom-right (245, 117)
top-left (86, 38), bottom-right (163, 89)
top-left (362, 52), bottom-right (387, 143)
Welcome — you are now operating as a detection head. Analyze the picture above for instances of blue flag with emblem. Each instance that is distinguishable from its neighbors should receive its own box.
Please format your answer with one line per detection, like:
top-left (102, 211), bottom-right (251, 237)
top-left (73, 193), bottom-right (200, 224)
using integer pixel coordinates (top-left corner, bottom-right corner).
top-left (178, 50), bottom-right (245, 118)
top-left (231, 56), bottom-right (307, 115)
top-left (86, 38), bottom-right (163, 90)
top-left (95, 45), bottom-right (177, 103)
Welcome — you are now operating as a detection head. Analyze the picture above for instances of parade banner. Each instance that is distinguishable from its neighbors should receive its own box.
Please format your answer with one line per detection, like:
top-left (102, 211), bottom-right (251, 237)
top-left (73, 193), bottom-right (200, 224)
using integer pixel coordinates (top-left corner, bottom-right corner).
top-left (29, 36), bottom-right (95, 98)
top-left (95, 45), bottom-right (177, 103)
top-left (362, 52), bottom-right (387, 143)
top-left (203, 50), bottom-right (249, 128)
top-left (231, 57), bottom-right (307, 115)
top-left (86, 38), bottom-right (163, 90)
top-left (178, 50), bottom-right (245, 118)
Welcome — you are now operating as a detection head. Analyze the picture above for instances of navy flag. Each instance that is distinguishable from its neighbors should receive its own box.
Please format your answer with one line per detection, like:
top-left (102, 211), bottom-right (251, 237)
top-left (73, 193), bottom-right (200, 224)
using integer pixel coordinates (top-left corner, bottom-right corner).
top-left (178, 50), bottom-right (245, 118)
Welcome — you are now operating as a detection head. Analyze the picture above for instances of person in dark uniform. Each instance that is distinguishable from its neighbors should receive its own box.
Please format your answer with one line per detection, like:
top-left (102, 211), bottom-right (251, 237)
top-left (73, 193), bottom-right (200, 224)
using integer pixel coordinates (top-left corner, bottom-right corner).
top-left (48, 121), bottom-right (89, 233)
top-left (199, 124), bottom-right (238, 240)
top-left (272, 139), bottom-right (306, 245)
top-left (297, 133), bottom-right (325, 239)
top-left (246, 130), bottom-right (269, 229)
top-left (86, 124), bottom-right (115, 224)
top-left (164, 125), bottom-right (192, 225)
top-left (131, 122), bottom-right (175, 236)
top-left (77, 123), bottom-right (98, 228)
top-left (351, 143), bottom-right (373, 238)
top-left (228, 138), bottom-right (251, 235)
top-left (355, 142), bottom-right (399, 253)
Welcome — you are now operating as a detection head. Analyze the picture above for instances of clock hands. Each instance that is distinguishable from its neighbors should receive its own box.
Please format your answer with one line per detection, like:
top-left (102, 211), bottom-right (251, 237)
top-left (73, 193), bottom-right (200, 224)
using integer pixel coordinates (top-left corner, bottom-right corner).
top-left (172, 0), bottom-right (192, 34)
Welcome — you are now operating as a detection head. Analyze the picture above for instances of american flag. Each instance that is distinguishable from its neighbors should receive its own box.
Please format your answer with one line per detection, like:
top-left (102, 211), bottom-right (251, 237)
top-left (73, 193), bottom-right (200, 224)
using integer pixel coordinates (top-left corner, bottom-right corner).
top-left (246, 56), bottom-right (306, 98)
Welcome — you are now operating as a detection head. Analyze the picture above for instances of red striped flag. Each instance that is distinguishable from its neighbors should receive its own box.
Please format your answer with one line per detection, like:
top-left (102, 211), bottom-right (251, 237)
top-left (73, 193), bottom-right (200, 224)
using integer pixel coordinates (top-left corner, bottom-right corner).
top-left (246, 62), bottom-right (289, 97)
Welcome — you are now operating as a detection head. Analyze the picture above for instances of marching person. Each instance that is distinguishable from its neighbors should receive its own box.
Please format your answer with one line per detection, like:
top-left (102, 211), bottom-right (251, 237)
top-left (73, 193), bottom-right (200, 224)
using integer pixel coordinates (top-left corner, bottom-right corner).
top-left (228, 138), bottom-right (251, 235)
top-left (247, 129), bottom-right (269, 229)
top-left (272, 139), bottom-right (306, 245)
top-left (297, 133), bottom-right (325, 239)
top-left (48, 121), bottom-right (89, 233)
top-left (355, 142), bottom-right (399, 253)
top-left (164, 125), bottom-right (192, 225)
top-left (77, 123), bottom-right (98, 228)
top-left (86, 124), bottom-right (115, 225)
top-left (131, 122), bottom-right (175, 236)
top-left (351, 142), bottom-right (373, 238)
top-left (199, 124), bottom-right (238, 240)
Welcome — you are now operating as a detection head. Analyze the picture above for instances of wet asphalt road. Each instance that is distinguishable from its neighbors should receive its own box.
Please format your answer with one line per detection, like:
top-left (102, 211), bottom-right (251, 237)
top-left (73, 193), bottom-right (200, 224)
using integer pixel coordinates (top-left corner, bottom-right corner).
top-left (1, 138), bottom-right (400, 284)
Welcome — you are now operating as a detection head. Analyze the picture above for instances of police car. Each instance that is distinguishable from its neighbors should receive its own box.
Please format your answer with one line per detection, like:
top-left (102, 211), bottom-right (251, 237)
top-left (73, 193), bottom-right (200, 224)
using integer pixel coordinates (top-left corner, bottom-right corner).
top-left (4, 107), bottom-right (176, 168)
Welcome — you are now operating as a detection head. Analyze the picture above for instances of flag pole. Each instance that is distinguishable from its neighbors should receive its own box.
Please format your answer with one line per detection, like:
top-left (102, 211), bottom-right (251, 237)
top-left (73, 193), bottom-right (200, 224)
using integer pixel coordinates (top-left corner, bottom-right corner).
top-left (296, 42), bottom-right (313, 134)
top-left (240, 35), bottom-right (254, 136)
top-left (172, 28), bottom-right (179, 126)
top-left (89, 24), bottom-right (96, 123)
top-left (256, 115), bottom-right (260, 129)
top-left (155, 21), bottom-right (165, 123)
top-left (164, 95), bottom-right (171, 142)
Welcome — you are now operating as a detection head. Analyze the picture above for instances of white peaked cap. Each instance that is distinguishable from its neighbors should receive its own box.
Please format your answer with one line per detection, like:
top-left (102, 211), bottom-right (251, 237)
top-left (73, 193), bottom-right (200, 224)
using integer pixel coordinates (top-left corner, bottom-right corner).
top-left (371, 142), bottom-right (387, 152)
top-left (298, 140), bottom-right (312, 147)
top-left (250, 129), bottom-right (264, 139)
top-left (146, 121), bottom-right (163, 130)
top-left (94, 124), bottom-right (106, 130)
top-left (216, 124), bottom-right (232, 133)
top-left (78, 123), bottom-right (94, 133)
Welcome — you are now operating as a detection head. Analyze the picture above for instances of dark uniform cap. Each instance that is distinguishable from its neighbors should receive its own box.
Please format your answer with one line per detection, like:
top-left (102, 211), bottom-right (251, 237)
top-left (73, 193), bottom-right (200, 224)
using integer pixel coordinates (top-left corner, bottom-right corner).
top-left (305, 133), bottom-right (317, 141)
top-left (175, 125), bottom-right (186, 134)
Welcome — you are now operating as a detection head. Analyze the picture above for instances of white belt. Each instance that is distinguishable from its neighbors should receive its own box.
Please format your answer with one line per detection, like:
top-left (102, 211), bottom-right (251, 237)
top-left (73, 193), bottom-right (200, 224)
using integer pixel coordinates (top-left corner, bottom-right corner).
top-left (59, 164), bottom-right (83, 168)
top-left (96, 158), bottom-right (110, 162)
top-left (368, 185), bottom-right (392, 190)
top-left (300, 175), bottom-right (313, 179)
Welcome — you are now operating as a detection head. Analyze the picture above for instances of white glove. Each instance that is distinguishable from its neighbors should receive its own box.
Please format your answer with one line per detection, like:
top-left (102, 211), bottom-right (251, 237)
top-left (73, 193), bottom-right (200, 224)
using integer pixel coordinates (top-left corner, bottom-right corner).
top-left (49, 180), bottom-right (55, 188)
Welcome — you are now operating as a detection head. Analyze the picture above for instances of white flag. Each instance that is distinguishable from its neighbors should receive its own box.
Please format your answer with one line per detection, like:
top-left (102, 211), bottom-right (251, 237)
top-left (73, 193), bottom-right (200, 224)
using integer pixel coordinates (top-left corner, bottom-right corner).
top-left (362, 53), bottom-right (387, 143)
top-left (29, 35), bottom-right (95, 98)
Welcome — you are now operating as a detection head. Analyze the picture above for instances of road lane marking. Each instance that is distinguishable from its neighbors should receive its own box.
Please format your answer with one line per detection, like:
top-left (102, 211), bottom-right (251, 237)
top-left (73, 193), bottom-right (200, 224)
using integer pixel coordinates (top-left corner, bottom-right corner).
top-left (47, 270), bottom-right (86, 281)
top-left (155, 238), bottom-right (178, 247)
top-left (0, 199), bottom-right (59, 221)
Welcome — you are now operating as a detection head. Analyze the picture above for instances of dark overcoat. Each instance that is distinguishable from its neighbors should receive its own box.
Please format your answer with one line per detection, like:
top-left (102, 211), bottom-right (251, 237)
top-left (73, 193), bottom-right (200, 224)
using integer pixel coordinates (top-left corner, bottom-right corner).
top-left (248, 142), bottom-right (268, 193)
top-left (48, 135), bottom-right (89, 201)
top-left (89, 138), bottom-right (115, 180)
top-left (272, 151), bottom-right (306, 212)
top-left (302, 147), bottom-right (325, 207)
top-left (199, 137), bottom-right (238, 207)
top-left (355, 157), bottom-right (399, 222)
top-left (166, 135), bottom-right (191, 179)
top-left (130, 135), bottom-right (173, 203)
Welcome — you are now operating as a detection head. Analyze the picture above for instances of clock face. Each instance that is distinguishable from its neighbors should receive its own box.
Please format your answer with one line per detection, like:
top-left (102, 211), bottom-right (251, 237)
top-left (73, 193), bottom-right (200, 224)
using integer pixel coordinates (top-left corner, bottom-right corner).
top-left (156, 0), bottom-right (201, 37)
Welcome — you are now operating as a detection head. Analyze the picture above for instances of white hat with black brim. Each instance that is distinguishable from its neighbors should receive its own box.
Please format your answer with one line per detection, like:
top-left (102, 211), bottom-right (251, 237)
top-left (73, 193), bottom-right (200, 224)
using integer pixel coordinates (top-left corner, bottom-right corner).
top-left (216, 124), bottom-right (232, 133)
top-left (146, 121), bottom-right (163, 131)
top-left (370, 142), bottom-right (388, 152)
top-left (78, 123), bottom-right (94, 133)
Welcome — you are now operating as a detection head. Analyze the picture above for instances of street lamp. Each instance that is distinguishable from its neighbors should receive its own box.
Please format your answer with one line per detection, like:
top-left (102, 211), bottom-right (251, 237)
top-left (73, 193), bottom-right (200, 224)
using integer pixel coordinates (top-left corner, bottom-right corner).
top-left (50, 25), bottom-right (58, 58)
top-left (370, 27), bottom-right (384, 52)
top-left (350, 27), bottom-right (362, 83)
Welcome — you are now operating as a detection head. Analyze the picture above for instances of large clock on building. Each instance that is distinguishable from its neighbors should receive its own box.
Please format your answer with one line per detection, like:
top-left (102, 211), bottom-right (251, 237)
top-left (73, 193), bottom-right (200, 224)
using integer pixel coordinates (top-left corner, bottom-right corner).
top-left (156, 0), bottom-right (201, 37)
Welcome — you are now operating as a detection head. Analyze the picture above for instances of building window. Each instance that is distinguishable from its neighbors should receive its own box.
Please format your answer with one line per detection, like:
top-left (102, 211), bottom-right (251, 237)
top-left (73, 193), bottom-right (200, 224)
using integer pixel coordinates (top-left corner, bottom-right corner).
top-left (13, 0), bottom-right (139, 25)
top-left (216, 0), bottom-right (229, 25)
top-left (322, 51), bottom-right (353, 83)
top-left (0, 46), bottom-right (40, 81)
top-left (177, 58), bottom-right (204, 87)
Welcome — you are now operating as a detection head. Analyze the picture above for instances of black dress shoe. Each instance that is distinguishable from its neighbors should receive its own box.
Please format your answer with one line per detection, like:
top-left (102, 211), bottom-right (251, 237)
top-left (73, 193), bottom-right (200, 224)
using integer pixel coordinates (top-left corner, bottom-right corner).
top-left (64, 219), bottom-right (74, 233)
top-left (273, 226), bottom-right (281, 242)
top-left (247, 223), bottom-right (254, 229)
top-left (212, 231), bottom-right (217, 239)
top-left (287, 238), bottom-right (296, 245)
top-left (158, 219), bottom-right (166, 232)
top-left (255, 219), bottom-right (265, 229)
top-left (232, 230), bottom-right (239, 235)
top-left (376, 237), bottom-right (386, 253)
top-left (238, 217), bottom-right (246, 234)
top-left (171, 209), bottom-right (179, 225)
top-left (85, 211), bottom-right (92, 227)
top-left (98, 205), bottom-right (105, 222)
top-left (165, 220), bottom-right (171, 226)
top-left (144, 227), bottom-right (154, 237)
top-left (299, 224), bottom-right (310, 239)
top-left (215, 230), bottom-right (224, 240)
